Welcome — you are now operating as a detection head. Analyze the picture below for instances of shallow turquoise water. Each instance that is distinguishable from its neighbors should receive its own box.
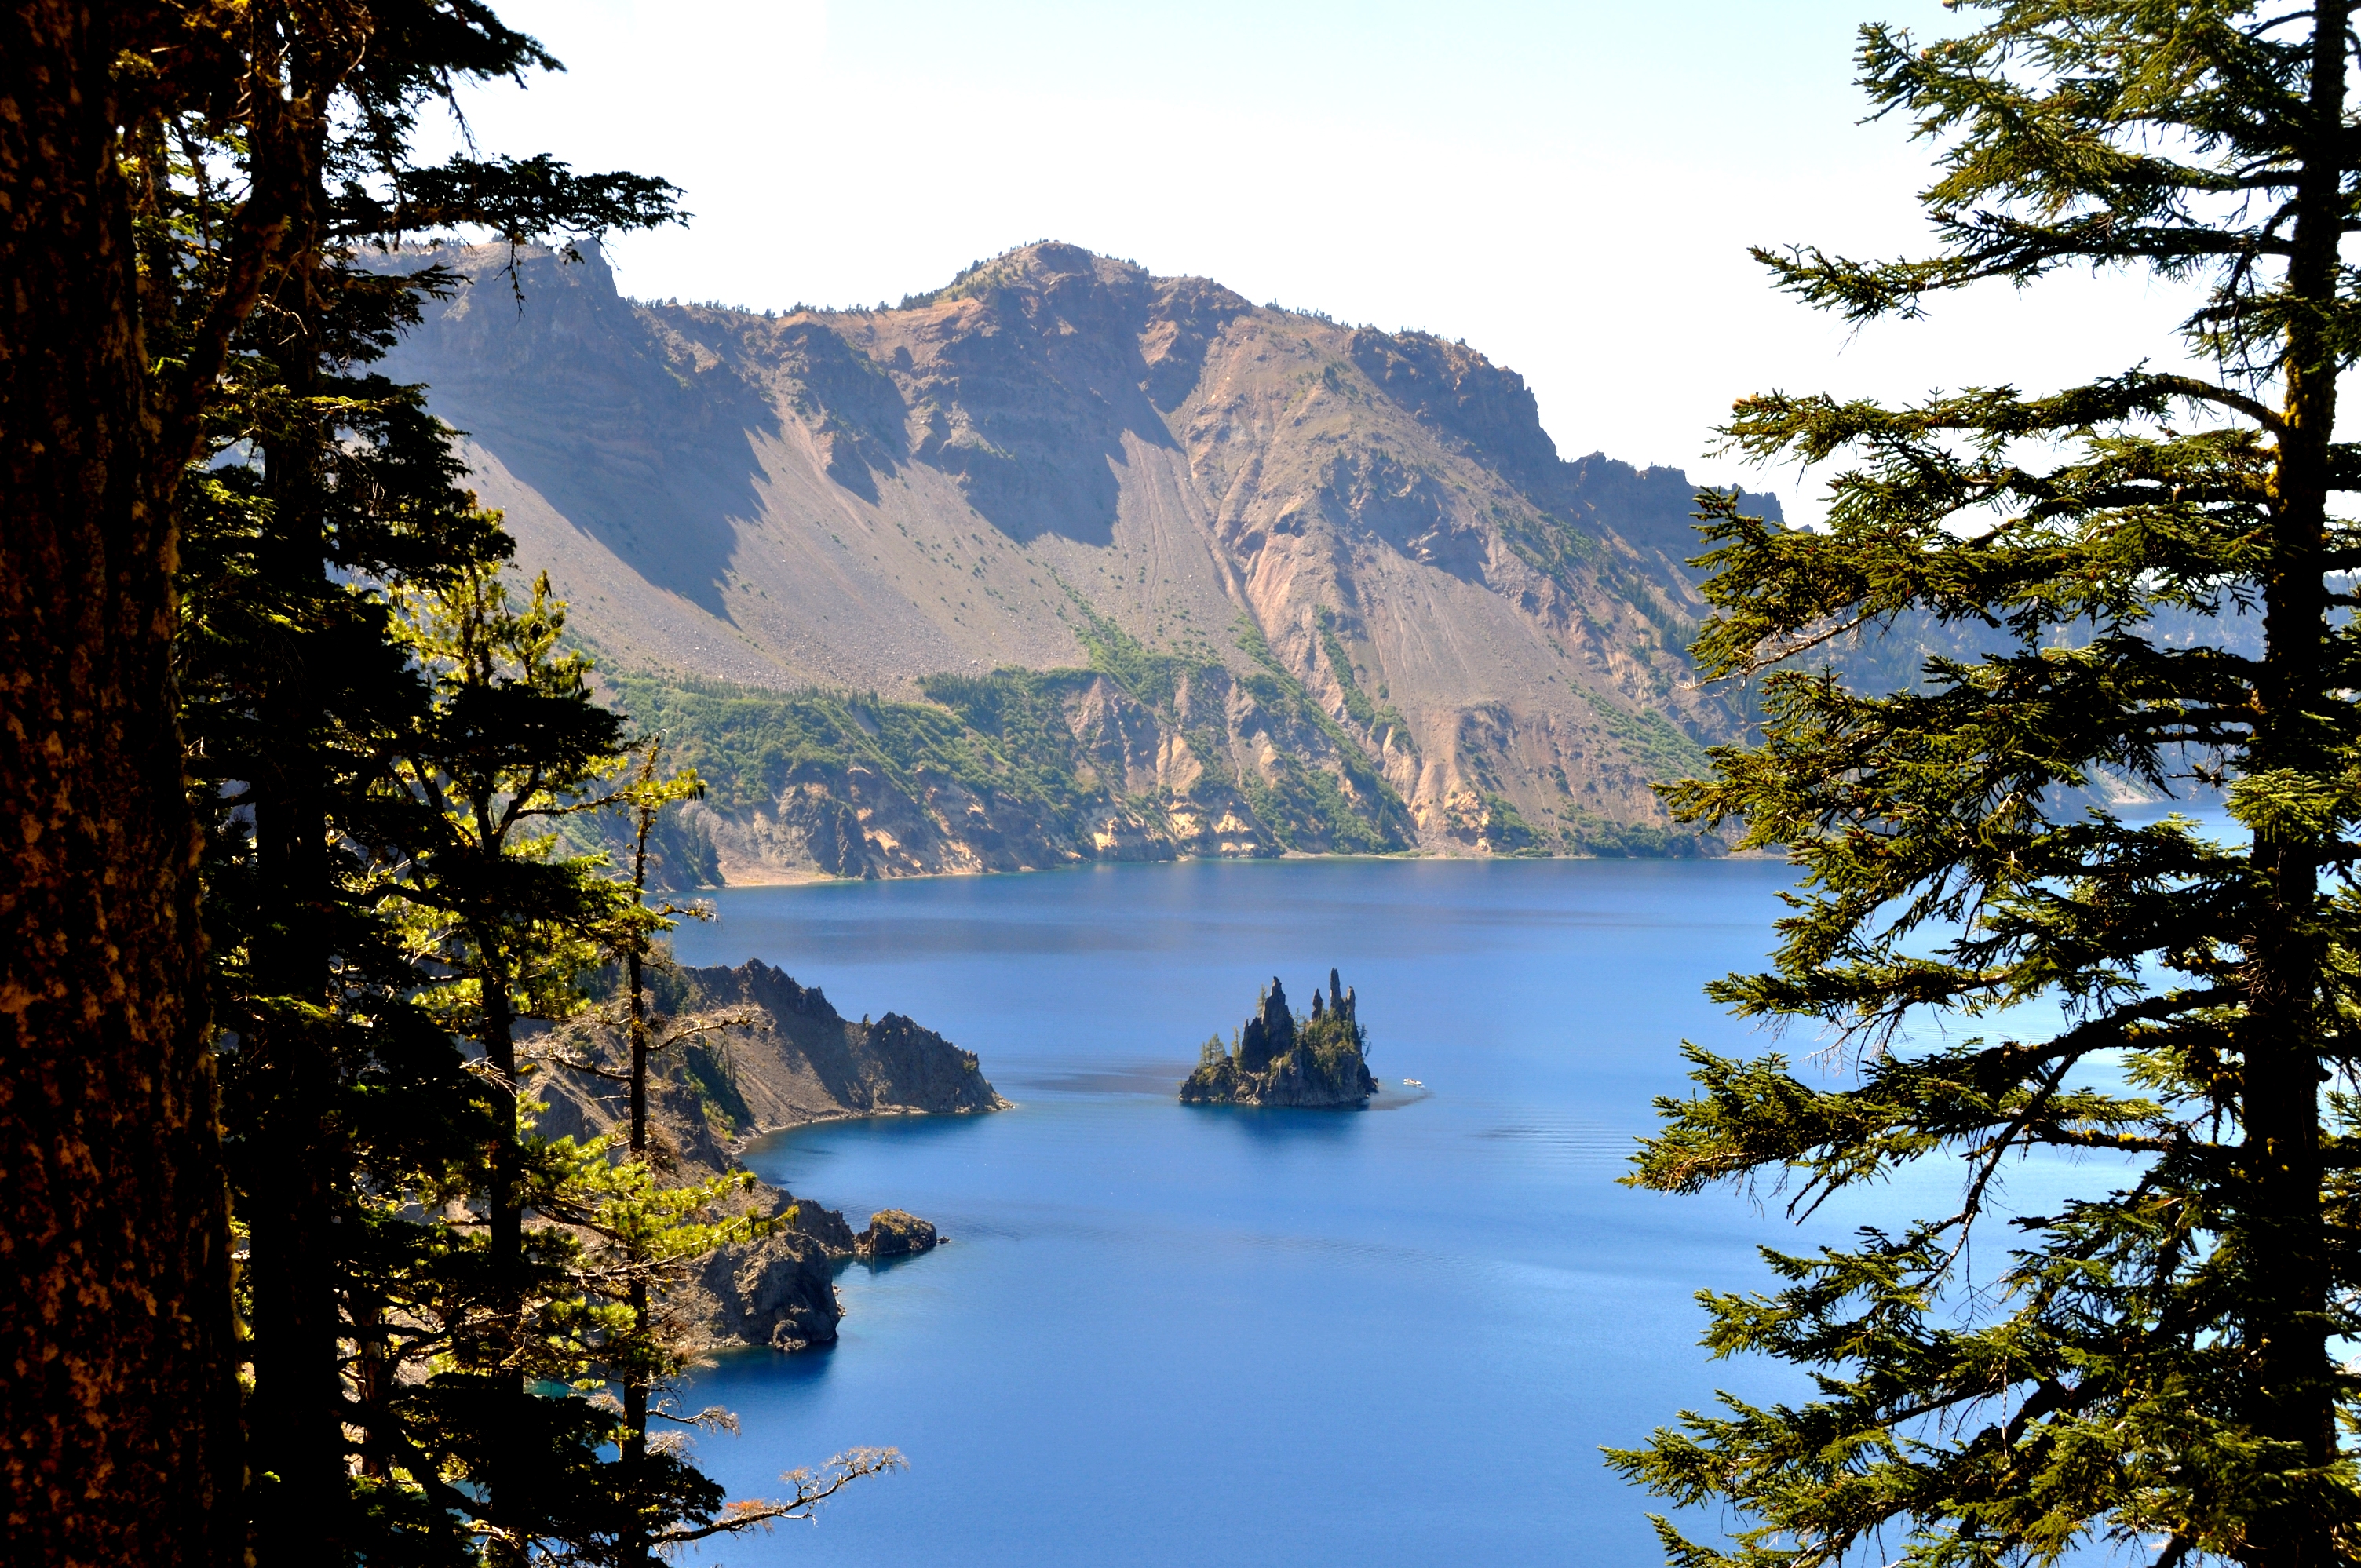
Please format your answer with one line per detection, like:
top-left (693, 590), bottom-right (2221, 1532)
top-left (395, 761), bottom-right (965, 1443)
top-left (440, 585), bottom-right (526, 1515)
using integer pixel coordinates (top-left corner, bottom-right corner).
top-left (659, 856), bottom-right (1874, 1565)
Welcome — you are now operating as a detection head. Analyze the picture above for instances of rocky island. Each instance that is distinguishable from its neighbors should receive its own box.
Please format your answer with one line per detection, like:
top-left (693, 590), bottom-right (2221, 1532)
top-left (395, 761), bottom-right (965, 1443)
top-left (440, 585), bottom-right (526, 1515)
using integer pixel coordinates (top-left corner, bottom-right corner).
top-left (1180, 970), bottom-right (1378, 1108)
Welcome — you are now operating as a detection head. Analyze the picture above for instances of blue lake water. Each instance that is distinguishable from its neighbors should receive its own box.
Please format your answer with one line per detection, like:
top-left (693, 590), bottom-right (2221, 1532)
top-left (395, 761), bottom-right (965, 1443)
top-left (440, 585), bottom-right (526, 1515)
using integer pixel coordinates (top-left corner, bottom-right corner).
top-left (659, 856), bottom-right (1987, 1565)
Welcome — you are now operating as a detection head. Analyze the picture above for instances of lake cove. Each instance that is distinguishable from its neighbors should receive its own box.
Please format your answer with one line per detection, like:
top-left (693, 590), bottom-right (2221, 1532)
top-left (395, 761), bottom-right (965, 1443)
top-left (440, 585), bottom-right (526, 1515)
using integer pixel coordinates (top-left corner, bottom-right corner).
top-left (665, 858), bottom-right (1877, 1566)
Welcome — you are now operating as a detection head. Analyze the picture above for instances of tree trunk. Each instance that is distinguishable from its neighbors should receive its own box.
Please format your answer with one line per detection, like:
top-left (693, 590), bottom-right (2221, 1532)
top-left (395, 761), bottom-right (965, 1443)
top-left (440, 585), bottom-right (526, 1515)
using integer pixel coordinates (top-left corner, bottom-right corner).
top-left (240, 146), bottom-right (356, 1558)
top-left (477, 957), bottom-right (528, 1567)
top-left (2240, 8), bottom-right (2349, 1564)
top-left (484, 968), bottom-right (524, 1327)
top-left (482, 956), bottom-right (525, 1351)
top-left (0, 5), bottom-right (243, 1564)
top-left (621, 790), bottom-right (654, 1564)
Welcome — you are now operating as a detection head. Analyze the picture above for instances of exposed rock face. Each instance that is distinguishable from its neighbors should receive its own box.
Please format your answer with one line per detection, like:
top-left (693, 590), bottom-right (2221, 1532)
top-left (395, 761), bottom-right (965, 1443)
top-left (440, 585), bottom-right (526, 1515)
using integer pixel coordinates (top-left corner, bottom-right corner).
top-left (376, 240), bottom-right (1784, 874)
top-left (621, 658), bottom-right (1428, 885)
top-left (531, 959), bottom-right (996, 1351)
top-left (672, 1231), bottom-right (841, 1353)
top-left (537, 958), bottom-right (1008, 1154)
top-left (664, 1191), bottom-right (871, 1355)
top-left (1182, 968), bottom-right (1378, 1109)
top-left (1235, 976), bottom-right (1296, 1073)
top-left (856, 1209), bottom-right (939, 1260)
top-left (530, 1048), bottom-right (740, 1179)
top-left (680, 959), bottom-right (1009, 1130)
top-left (782, 1194), bottom-right (859, 1253)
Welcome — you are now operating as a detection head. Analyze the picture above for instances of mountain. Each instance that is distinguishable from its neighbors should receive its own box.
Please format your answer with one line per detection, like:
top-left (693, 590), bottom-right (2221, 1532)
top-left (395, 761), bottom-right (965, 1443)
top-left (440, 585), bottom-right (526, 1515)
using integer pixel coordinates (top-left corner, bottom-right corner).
top-left (377, 240), bottom-right (1782, 876)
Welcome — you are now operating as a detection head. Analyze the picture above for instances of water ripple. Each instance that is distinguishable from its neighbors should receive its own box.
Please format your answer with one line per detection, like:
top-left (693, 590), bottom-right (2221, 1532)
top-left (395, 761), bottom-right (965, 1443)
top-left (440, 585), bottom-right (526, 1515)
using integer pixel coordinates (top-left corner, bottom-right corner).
top-left (1472, 1121), bottom-right (1644, 1165)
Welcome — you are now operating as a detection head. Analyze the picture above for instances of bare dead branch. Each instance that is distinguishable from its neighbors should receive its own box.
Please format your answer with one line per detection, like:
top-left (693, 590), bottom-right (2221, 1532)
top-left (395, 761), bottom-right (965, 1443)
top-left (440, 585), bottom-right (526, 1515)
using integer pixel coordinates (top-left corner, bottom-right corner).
top-left (653, 1449), bottom-right (907, 1543)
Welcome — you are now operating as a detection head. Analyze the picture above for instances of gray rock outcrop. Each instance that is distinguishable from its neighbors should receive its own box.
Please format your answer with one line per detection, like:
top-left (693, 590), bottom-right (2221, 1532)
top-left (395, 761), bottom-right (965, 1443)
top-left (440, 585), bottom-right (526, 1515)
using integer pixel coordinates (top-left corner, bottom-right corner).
top-left (534, 957), bottom-right (998, 1351)
top-left (783, 1194), bottom-right (858, 1253)
top-left (671, 1231), bottom-right (841, 1353)
top-left (668, 959), bottom-right (1009, 1134)
top-left (856, 1209), bottom-right (939, 1260)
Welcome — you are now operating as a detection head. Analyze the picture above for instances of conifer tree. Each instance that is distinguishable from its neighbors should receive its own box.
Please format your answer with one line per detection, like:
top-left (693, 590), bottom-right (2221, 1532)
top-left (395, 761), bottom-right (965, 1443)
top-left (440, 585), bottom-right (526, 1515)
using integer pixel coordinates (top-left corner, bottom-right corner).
top-left (3, 11), bottom-right (268, 1555)
top-left (147, 15), bottom-right (677, 1558)
top-left (9, 3), bottom-right (899, 1559)
top-left (597, 741), bottom-right (720, 1565)
top-left (8, 3), bottom-right (688, 1555)
top-left (382, 562), bottom-right (644, 1551)
top-left (379, 579), bottom-right (896, 1560)
top-left (1612, 5), bottom-right (2361, 1566)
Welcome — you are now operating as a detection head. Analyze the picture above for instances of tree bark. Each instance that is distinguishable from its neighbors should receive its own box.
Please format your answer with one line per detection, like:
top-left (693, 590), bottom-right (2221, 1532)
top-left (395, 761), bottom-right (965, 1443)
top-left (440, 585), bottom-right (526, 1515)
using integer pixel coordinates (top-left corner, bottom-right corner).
top-left (0, 5), bottom-right (243, 1564)
top-left (239, 118), bottom-right (358, 1559)
top-left (622, 794), bottom-right (653, 1565)
top-left (2240, 7), bottom-right (2350, 1564)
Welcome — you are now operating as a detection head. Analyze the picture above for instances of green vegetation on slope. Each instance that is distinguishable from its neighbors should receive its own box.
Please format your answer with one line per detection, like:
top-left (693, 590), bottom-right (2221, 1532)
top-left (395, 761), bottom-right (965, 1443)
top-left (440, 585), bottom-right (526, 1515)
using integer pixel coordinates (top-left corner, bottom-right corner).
top-left (604, 589), bottom-right (1739, 876)
top-left (1224, 614), bottom-right (1413, 852)
top-left (607, 589), bottom-right (1419, 870)
top-left (1577, 688), bottom-right (1712, 782)
top-left (1491, 502), bottom-right (1701, 659)
top-left (608, 677), bottom-right (1071, 819)
top-left (1315, 607), bottom-right (1415, 754)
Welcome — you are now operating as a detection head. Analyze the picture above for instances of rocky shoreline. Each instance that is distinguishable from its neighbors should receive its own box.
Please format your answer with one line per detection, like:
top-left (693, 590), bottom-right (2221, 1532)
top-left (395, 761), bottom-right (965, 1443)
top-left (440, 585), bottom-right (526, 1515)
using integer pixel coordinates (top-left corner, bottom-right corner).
top-left (534, 957), bottom-right (1005, 1353)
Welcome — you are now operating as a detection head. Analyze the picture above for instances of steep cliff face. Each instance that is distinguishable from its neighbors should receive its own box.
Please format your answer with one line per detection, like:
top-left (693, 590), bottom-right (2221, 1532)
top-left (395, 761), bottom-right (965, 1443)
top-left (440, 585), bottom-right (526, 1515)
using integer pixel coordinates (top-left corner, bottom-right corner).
top-left (681, 961), bottom-right (1009, 1125)
top-left (669, 1231), bottom-right (842, 1354)
top-left (622, 651), bottom-right (1440, 884)
top-left (378, 241), bottom-right (1782, 873)
top-left (529, 958), bottom-right (999, 1351)
top-left (534, 958), bottom-right (1005, 1159)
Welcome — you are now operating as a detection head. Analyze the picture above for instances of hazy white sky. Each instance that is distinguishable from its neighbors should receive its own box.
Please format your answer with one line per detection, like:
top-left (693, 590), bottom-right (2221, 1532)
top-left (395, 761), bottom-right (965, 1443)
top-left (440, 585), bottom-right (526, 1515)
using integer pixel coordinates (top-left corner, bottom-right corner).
top-left (437, 1), bottom-right (2207, 512)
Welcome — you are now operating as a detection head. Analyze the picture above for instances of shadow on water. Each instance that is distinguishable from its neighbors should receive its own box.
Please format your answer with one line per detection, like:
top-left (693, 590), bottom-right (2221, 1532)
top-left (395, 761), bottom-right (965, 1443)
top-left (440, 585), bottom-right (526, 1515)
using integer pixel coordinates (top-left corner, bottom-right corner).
top-left (703, 1339), bottom-right (838, 1389)
top-left (998, 1059), bottom-right (1193, 1097)
top-left (838, 1251), bottom-right (932, 1281)
top-left (742, 1106), bottom-right (1014, 1204)
top-left (1184, 1103), bottom-right (1367, 1147)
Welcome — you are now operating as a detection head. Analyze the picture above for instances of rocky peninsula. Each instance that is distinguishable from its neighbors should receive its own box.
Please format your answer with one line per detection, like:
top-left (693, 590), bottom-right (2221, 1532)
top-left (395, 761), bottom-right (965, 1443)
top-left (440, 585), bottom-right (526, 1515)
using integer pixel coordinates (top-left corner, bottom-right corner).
top-left (534, 957), bottom-right (1005, 1352)
top-left (1180, 970), bottom-right (1377, 1108)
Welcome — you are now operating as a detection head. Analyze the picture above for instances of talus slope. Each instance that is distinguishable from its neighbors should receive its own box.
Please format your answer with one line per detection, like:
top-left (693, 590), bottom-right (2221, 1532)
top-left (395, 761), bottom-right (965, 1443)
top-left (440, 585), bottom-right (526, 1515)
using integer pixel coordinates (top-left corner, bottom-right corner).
top-left (380, 241), bottom-right (1780, 870)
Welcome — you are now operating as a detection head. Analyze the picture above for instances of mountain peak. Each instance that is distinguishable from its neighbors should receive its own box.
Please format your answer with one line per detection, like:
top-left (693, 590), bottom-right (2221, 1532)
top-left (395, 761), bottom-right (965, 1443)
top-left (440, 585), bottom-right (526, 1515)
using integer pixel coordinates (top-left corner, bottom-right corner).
top-left (378, 240), bottom-right (1780, 867)
top-left (924, 240), bottom-right (1146, 299)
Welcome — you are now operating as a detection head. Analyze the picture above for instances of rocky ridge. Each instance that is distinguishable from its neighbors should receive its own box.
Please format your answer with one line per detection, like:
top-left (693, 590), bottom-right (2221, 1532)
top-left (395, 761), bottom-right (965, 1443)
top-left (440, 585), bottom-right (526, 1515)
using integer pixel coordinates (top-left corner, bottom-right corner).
top-left (377, 241), bottom-right (1786, 877)
top-left (532, 958), bottom-right (1004, 1352)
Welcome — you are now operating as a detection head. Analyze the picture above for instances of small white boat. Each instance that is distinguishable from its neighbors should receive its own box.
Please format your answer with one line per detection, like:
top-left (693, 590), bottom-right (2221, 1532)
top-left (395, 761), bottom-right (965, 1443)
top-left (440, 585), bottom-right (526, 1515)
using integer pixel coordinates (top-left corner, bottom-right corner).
top-left (1402, 1078), bottom-right (1423, 1088)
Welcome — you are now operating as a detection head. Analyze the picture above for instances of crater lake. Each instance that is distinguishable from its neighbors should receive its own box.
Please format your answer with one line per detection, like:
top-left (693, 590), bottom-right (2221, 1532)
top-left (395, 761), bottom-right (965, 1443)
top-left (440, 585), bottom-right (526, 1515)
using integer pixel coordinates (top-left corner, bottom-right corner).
top-left (666, 855), bottom-right (1884, 1566)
